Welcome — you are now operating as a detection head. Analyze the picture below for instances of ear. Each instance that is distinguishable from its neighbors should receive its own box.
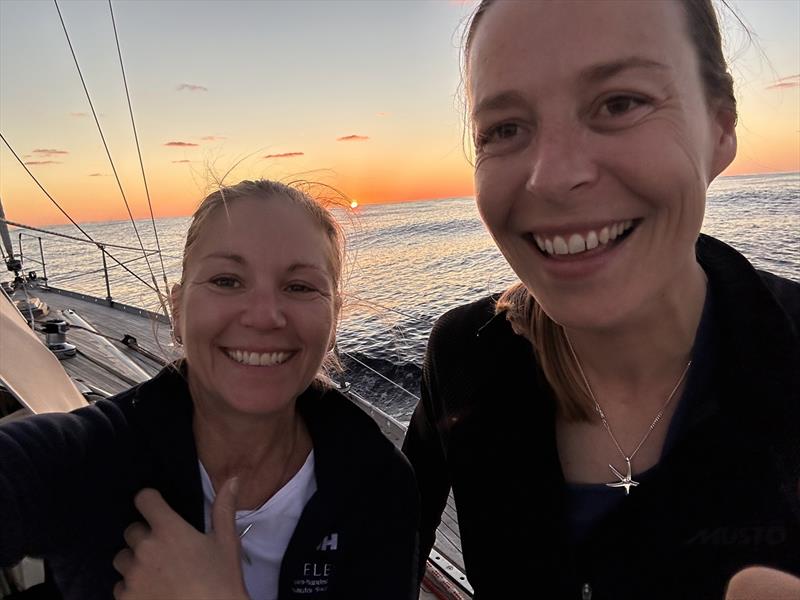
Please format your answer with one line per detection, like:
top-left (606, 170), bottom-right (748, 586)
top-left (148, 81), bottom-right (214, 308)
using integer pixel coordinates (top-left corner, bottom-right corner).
top-left (709, 105), bottom-right (737, 179)
top-left (170, 283), bottom-right (183, 340)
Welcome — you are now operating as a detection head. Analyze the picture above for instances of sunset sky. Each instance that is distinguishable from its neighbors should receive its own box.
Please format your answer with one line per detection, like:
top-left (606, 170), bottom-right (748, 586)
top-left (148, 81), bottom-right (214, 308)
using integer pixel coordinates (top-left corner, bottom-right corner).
top-left (1, 0), bottom-right (798, 226)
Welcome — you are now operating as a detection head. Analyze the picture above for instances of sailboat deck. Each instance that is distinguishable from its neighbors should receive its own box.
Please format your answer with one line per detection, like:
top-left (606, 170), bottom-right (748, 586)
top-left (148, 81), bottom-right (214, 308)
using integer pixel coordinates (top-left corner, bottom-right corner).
top-left (31, 286), bottom-right (470, 596)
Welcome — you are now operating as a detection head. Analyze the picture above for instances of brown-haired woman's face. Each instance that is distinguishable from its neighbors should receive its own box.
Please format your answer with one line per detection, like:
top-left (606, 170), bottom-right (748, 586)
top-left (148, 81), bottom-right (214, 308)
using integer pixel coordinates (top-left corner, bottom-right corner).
top-left (469, 0), bottom-right (736, 329)
top-left (172, 196), bottom-right (338, 419)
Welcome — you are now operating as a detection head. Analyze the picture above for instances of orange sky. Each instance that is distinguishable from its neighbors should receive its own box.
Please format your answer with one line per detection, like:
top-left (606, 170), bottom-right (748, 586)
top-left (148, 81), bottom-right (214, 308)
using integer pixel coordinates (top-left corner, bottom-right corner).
top-left (1, 0), bottom-right (797, 227)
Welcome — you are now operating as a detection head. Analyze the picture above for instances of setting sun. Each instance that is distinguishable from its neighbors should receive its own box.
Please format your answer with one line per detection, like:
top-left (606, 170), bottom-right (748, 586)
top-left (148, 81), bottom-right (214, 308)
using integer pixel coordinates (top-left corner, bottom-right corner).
top-left (350, 200), bottom-right (359, 209)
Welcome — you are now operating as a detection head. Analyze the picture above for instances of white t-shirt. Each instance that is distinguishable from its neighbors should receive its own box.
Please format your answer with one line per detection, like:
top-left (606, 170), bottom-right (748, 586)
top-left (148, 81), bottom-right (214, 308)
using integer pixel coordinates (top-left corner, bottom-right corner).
top-left (200, 451), bottom-right (317, 600)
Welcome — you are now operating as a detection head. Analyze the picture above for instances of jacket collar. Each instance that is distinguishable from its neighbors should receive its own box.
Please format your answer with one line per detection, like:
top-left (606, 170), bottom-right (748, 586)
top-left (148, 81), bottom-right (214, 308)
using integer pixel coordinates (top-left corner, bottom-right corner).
top-left (129, 366), bottom-right (391, 525)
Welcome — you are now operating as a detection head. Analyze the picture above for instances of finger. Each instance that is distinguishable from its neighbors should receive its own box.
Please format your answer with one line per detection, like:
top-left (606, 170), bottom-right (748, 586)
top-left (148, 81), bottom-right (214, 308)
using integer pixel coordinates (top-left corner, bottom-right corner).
top-left (134, 488), bottom-right (185, 531)
top-left (212, 477), bottom-right (240, 550)
top-left (112, 548), bottom-right (135, 576)
top-left (122, 522), bottom-right (149, 549)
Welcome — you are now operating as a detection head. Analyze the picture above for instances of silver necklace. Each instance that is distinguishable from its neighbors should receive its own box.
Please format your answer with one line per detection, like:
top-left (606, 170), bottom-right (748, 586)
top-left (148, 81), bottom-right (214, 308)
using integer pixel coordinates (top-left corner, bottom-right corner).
top-left (564, 332), bottom-right (691, 495)
top-left (235, 416), bottom-right (300, 547)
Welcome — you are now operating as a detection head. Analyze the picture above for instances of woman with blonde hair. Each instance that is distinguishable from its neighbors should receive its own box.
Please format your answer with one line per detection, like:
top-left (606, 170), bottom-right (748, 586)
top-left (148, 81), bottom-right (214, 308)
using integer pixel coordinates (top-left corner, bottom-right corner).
top-left (1, 179), bottom-right (419, 600)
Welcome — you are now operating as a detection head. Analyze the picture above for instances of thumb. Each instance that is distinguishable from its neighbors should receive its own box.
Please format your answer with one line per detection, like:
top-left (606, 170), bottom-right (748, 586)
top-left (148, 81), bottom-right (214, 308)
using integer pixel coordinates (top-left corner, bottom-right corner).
top-left (212, 477), bottom-right (241, 553)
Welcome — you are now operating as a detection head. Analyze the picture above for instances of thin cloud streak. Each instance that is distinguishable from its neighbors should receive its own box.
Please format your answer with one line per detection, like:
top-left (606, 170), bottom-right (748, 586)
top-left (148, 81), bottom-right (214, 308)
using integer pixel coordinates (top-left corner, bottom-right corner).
top-left (69, 112), bottom-right (88, 118)
top-left (177, 83), bottom-right (208, 92)
top-left (171, 159), bottom-right (192, 163)
top-left (164, 141), bottom-right (199, 147)
top-left (336, 134), bottom-right (369, 142)
top-left (24, 160), bottom-right (62, 165)
top-left (200, 135), bottom-right (227, 141)
top-left (766, 74), bottom-right (800, 90)
top-left (33, 148), bottom-right (68, 155)
top-left (263, 152), bottom-right (304, 159)
top-left (88, 173), bottom-right (104, 177)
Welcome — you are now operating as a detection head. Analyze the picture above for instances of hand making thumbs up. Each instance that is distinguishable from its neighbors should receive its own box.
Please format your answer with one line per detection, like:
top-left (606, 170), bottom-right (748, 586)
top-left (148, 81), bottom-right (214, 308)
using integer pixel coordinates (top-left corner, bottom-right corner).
top-left (112, 478), bottom-right (250, 600)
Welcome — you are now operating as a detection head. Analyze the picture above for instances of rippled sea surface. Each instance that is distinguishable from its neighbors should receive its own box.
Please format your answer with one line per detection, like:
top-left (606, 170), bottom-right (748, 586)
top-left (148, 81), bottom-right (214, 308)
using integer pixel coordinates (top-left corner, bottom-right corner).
top-left (15, 172), bottom-right (800, 421)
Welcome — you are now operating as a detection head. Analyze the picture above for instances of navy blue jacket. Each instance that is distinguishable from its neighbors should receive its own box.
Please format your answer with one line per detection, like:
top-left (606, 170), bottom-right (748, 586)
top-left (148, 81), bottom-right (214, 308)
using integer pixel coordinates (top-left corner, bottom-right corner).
top-left (403, 235), bottom-right (800, 599)
top-left (0, 366), bottom-right (419, 600)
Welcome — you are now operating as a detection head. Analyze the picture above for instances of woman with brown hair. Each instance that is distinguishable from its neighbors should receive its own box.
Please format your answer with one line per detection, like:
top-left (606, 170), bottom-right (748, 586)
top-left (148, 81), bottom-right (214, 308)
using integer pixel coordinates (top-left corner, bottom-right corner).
top-left (402, 1), bottom-right (800, 598)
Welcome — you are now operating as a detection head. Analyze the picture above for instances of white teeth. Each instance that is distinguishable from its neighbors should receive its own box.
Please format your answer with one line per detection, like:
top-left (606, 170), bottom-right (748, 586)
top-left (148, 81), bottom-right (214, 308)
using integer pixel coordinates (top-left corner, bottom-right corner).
top-left (226, 349), bottom-right (291, 366)
top-left (534, 219), bottom-right (635, 257)
top-left (568, 233), bottom-right (585, 254)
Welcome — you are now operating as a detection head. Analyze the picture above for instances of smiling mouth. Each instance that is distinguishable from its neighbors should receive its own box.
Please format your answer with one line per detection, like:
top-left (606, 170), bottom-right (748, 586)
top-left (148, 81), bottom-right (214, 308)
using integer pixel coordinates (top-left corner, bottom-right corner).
top-left (223, 348), bottom-right (294, 366)
top-left (530, 219), bottom-right (639, 257)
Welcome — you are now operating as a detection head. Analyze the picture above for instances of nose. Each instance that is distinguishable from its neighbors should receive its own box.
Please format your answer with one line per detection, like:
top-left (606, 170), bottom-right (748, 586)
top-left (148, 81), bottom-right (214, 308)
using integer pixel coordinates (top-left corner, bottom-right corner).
top-left (525, 122), bottom-right (598, 202)
top-left (240, 286), bottom-right (287, 330)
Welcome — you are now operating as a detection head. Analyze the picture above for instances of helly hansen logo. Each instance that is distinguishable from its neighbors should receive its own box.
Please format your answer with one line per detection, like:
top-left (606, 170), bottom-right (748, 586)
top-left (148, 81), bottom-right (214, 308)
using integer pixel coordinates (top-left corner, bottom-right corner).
top-left (316, 533), bottom-right (338, 551)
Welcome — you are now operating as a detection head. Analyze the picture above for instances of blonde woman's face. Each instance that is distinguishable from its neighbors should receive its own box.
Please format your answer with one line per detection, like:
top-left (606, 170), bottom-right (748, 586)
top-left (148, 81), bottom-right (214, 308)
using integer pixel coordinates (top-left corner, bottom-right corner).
top-left (469, 0), bottom-right (736, 329)
top-left (172, 196), bottom-right (337, 420)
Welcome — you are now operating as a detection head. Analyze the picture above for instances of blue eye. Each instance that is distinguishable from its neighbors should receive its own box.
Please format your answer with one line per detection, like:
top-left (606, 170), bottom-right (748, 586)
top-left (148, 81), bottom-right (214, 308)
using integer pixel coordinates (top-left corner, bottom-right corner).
top-left (211, 276), bottom-right (241, 288)
top-left (599, 95), bottom-right (649, 117)
top-left (286, 283), bottom-right (316, 293)
top-left (476, 122), bottom-right (521, 149)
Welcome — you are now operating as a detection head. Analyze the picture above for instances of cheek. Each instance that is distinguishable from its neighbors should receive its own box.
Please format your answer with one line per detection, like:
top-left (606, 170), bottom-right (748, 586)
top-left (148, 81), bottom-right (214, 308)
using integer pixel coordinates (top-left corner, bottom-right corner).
top-left (475, 167), bottom-right (509, 234)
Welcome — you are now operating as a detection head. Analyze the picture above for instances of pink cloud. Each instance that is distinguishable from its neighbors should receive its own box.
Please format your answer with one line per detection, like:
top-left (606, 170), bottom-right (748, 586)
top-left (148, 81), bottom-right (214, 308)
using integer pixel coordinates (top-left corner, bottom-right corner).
top-left (164, 141), bottom-right (199, 147)
top-left (33, 148), bottom-right (68, 156)
top-left (171, 160), bottom-right (192, 163)
top-left (263, 152), bottom-right (304, 159)
top-left (70, 112), bottom-right (88, 118)
top-left (336, 134), bottom-right (369, 142)
top-left (766, 74), bottom-right (800, 90)
top-left (24, 160), bottom-right (62, 165)
top-left (200, 135), bottom-right (226, 141)
top-left (177, 83), bottom-right (208, 92)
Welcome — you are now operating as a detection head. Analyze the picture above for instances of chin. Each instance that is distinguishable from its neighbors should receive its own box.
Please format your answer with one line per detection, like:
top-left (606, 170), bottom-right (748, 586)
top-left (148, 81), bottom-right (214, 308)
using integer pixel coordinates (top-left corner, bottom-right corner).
top-left (538, 294), bottom-right (638, 333)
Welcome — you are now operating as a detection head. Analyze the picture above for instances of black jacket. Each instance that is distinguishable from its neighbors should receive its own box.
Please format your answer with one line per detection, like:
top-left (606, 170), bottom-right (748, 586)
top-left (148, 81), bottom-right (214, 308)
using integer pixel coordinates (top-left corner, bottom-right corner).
top-left (0, 366), bottom-right (419, 600)
top-left (403, 235), bottom-right (800, 599)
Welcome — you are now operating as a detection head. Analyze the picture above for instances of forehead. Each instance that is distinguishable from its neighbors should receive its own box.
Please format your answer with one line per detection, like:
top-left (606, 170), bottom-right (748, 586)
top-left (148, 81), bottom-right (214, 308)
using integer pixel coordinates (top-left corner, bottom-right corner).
top-left (469, 0), bottom-right (694, 101)
top-left (189, 196), bottom-right (333, 270)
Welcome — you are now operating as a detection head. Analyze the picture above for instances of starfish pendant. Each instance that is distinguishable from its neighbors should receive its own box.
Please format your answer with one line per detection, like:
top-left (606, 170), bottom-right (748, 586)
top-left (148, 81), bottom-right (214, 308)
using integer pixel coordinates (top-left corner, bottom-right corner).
top-left (606, 458), bottom-right (639, 495)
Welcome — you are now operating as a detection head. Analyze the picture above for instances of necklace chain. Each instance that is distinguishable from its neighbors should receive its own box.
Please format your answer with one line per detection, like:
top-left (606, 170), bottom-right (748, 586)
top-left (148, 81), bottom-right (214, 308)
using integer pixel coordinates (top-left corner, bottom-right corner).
top-left (235, 416), bottom-right (300, 534)
top-left (564, 331), bottom-right (691, 466)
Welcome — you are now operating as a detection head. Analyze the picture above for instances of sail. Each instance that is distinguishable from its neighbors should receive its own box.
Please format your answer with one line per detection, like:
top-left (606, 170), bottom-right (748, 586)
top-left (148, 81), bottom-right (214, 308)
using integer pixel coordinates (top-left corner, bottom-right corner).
top-left (0, 288), bottom-right (87, 414)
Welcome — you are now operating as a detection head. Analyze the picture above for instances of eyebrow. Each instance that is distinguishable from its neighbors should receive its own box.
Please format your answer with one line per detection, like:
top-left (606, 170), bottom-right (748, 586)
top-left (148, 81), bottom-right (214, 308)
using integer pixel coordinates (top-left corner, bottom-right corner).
top-left (201, 252), bottom-right (245, 264)
top-left (201, 253), bottom-right (328, 275)
top-left (471, 57), bottom-right (668, 120)
top-left (288, 263), bottom-right (329, 276)
top-left (579, 57), bottom-right (668, 83)
top-left (471, 91), bottom-right (528, 121)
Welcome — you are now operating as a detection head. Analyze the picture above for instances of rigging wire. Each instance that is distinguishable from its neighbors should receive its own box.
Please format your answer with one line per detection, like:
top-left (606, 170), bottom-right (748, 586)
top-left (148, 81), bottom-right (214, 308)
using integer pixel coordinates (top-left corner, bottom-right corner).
top-left (108, 0), bottom-right (170, 309)
top-left (341, 351), bottom-right (420, 401)
top-left (52, 253), bottom-right (158, 285)
top-left (0, 134), bottom-right (159, 294)
top-left (53, 0), bottom-right (166, 310)
top-left (347, 292), bottom-right (435, 326)
top-left (0, 218), bottom-right (159, 252)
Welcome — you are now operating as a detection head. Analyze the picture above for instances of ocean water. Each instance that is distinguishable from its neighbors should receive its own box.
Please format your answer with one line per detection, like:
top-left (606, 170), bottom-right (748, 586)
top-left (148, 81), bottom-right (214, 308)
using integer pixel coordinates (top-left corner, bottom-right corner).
top-left (13, 171), bottom-right (800, 421)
